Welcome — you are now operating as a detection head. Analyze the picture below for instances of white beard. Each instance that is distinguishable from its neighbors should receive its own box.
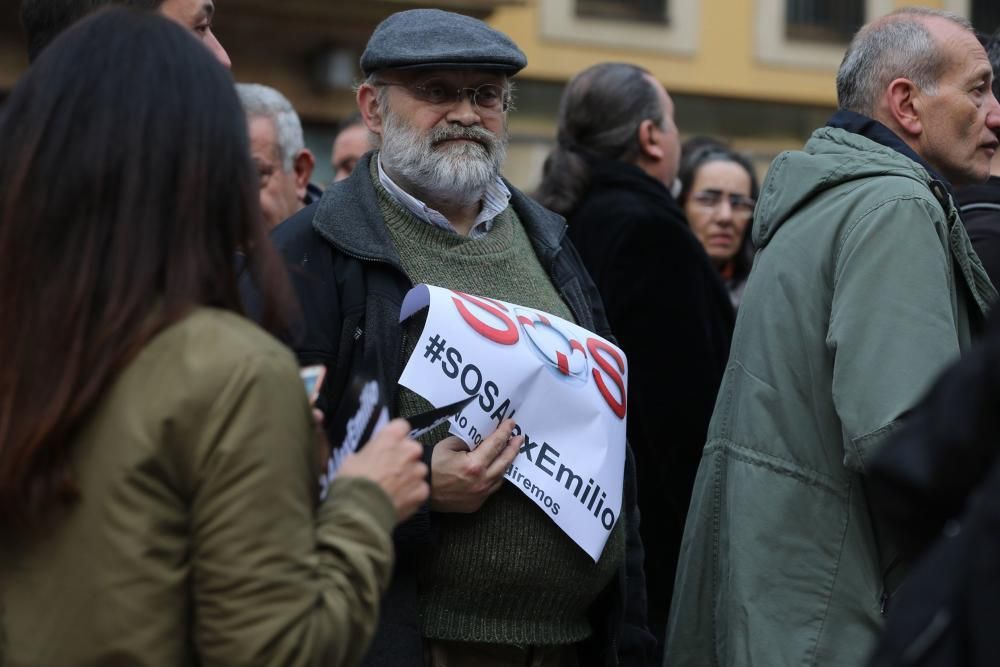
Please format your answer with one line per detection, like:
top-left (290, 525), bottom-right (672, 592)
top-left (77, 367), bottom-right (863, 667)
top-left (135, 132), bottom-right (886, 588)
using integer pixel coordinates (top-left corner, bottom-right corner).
top-left (378, 107), bottom-right (507, 208)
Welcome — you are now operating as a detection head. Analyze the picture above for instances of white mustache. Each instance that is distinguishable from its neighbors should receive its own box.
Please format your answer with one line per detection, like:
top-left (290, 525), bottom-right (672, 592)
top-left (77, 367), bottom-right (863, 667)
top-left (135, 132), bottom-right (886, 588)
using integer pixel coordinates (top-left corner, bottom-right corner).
top-left (430, 126), bottom-right (497, 151)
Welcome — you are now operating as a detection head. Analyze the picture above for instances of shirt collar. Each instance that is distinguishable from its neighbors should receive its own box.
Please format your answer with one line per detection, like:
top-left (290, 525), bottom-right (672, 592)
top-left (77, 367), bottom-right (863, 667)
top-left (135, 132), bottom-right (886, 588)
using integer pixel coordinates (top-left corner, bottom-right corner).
top-left (376, 153), bottom-right (511, 239)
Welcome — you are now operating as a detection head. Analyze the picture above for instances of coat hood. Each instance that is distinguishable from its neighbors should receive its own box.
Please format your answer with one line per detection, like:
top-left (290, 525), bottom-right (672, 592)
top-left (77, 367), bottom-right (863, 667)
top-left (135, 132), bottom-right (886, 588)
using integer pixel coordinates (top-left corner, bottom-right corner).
top-left (753, 127), bottom-right (941, 250)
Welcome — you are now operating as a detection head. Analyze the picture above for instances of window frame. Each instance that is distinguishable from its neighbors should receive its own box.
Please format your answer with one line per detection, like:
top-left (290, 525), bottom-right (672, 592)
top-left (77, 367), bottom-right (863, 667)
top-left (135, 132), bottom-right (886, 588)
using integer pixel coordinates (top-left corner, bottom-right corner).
top-left (758, 0), bottom-right (971, 71)
top-left (541, 0), bottom-right (697, 56)
top-left (575, 0), bottom-right (669, 25)
top-left (784, 0), bottom-right (867, 45)
top-left (756, 0), bottom-right (892, 70)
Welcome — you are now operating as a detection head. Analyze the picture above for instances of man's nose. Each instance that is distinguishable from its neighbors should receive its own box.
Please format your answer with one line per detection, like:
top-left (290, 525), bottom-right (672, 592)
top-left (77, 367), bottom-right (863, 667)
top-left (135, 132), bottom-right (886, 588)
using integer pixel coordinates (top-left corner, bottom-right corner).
top-left (445, 94), bottom-right (482, 126)
top-left (986, 93), bottom-right (1000, 131)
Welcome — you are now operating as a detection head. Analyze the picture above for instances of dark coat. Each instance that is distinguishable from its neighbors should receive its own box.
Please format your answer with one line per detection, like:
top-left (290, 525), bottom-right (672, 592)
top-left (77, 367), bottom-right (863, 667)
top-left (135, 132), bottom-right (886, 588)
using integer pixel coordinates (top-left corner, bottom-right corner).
top-left (256, 152), bottom-right (657, 667)
top-left (565, 158), bottom-right (734, 651)
top-left (956, 176), bottom-right (1000, 288)
top-left (868, 306), bottom-right (1000, 667)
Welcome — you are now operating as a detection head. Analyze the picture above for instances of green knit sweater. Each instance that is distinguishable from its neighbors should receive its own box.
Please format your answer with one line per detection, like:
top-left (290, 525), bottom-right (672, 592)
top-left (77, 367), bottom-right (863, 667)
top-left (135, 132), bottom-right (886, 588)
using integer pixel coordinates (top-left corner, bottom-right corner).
top-left (373, 163), bottom-right (625, 646)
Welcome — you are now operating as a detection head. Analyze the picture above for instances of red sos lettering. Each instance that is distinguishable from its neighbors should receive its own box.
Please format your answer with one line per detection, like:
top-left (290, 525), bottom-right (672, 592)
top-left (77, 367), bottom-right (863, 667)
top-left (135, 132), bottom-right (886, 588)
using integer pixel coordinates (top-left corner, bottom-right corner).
top-left (451, 291), bottom-right (519, 345)
top-left (586, 338), bottom-right (627, 420)
top-left (451, 291), bottom-right (626, 419)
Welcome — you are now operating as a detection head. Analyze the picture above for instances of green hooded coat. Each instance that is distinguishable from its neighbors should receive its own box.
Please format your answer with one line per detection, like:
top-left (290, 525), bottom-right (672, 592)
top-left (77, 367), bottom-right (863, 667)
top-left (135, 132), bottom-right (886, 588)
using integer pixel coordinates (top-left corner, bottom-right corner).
top-left (665, 127), bottom-right (995, 667)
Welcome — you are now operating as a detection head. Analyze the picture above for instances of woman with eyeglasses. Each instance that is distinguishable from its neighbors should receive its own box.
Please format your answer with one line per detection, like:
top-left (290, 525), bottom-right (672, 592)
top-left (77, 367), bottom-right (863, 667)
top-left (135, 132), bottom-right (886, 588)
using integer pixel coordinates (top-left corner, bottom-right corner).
top-left (678, 143), bottom-right (760, 309)
top-left (0, 9), bottom-right (428, 666)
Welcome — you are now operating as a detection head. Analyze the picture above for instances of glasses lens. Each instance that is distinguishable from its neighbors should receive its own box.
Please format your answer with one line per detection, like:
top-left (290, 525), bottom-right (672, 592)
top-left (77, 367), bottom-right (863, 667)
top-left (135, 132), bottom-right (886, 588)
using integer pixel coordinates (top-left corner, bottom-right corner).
top-left (694, 191), bottom-right (722, 207)
top-left (415, 81), bottom-right (451, 105)
top-left (474, 84), bottom-right (504, 109)
top-left (732, 197), bottom-right (756, 215)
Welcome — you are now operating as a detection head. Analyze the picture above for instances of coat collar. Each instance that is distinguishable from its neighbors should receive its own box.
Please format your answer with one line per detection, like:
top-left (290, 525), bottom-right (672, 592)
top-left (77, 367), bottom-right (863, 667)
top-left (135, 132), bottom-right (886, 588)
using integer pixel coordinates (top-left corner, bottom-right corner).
top-left (311, 151), bottom-right (568, 271)
top-left (581, 156), bottom-right (680, 210)
top-left (826, 110), bottom-right (954, 198)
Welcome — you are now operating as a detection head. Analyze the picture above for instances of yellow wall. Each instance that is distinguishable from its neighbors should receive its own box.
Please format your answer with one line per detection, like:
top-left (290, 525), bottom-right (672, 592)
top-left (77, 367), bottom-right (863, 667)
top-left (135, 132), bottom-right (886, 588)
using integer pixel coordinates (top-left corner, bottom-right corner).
top-left (489, 0), bottom-right (947, 107)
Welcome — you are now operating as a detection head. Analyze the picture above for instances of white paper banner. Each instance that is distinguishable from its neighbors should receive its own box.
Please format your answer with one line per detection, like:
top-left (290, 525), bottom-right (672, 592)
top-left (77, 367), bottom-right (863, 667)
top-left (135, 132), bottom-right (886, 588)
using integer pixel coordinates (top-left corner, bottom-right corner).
top-left (398, 284), bottom-right (628, 561)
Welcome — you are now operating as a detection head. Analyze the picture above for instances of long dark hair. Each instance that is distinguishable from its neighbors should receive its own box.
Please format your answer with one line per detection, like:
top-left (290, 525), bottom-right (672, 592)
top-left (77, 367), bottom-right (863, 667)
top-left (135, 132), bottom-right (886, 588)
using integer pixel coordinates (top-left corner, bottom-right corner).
top-left (677, 142), bottom-right (760, 281)
top-left (536, 63), bottom-right (664, 216)
top-left (0, 8), bottom-right (291, 531)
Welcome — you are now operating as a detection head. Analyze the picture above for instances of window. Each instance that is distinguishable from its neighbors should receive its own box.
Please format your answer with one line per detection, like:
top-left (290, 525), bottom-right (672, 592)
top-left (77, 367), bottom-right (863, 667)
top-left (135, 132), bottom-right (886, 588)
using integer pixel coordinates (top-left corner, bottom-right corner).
top-left (971, 0), bottom-right (1000, 34)
top-left (756, 0), bottom-right (892, 70)
top-left (541, 0), bottom-right (697, 56)
top-left (785, 0), bottom-right (865, 44)
top-left (576, 0), bottom-right (667, 24)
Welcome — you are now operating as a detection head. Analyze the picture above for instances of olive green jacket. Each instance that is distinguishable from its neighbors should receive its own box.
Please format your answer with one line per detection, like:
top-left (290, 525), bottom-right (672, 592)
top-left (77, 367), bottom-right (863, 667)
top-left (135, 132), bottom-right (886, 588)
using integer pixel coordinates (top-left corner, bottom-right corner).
top-left (0, 308), bottom-right (396, 666)
top-left (665, 128), bottom-right (995, 667)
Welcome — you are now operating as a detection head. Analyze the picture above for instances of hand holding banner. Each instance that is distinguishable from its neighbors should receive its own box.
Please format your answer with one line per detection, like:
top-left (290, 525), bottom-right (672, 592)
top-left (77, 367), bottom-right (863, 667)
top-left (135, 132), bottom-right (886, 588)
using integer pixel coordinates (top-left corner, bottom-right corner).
top-left (398, 284), bottom-right (629, 561)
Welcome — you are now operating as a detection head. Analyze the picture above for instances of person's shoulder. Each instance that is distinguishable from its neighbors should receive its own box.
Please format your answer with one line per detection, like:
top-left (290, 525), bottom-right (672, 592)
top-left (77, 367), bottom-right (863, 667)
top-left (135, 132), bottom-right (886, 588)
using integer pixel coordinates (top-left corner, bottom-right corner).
top-left (102, 308), bottom-right (302, 450)
top-left (145, 308), bottom-right (297, 387)
top-left (178, 307), bottom-right (286, 349)
top-left (850, 174), bottom-right (948, 225)
top-left (574, 189), bottom-right (676, 237)
top-left (271, 201), bottom-right (322, 253)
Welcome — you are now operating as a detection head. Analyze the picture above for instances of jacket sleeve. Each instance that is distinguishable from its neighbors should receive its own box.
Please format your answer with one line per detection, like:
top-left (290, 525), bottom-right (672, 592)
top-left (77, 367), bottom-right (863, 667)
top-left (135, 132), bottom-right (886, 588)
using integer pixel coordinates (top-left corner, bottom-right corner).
top-left (868, 306), bottom-right (1000, 556)
top-left (188, 349), bottom-right (396, 667)
top-left (829, 195), bottom-right (963, 473)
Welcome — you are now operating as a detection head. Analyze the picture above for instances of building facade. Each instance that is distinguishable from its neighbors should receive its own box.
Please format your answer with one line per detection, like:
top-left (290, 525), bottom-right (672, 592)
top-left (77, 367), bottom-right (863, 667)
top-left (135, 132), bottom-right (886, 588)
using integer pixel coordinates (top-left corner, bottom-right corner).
top-left (1, 0), bottom-right (998, 187)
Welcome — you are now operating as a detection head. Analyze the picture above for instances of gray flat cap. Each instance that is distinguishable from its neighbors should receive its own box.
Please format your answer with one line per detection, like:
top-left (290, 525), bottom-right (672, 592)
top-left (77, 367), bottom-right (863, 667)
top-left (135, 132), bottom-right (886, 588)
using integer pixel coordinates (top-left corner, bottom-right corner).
top-left (360, 9), bottom-right (527, 77)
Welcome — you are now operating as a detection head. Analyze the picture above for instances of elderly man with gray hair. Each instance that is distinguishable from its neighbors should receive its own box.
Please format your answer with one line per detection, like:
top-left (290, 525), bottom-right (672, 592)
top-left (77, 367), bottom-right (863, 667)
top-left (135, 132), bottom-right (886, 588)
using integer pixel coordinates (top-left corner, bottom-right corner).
top-left (666, 8), bottom-right (1000, 667)
top-left (236, 83), bottom-right (319, 229)
top-left (250, 8), bottom-right (655, 667)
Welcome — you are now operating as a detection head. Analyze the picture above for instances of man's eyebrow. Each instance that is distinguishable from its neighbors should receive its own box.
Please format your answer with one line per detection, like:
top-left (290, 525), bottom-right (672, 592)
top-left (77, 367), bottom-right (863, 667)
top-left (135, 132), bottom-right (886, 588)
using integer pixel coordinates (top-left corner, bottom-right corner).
top-left (200, 2), bottom-right (215, 19)
top-left (967, 64), bottom-right (992, 86)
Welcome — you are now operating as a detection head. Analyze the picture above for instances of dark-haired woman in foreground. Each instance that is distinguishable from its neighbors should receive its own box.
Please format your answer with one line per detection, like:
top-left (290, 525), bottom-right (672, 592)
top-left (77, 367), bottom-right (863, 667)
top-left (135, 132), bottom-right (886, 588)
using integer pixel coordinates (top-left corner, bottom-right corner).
top-left (0, 9), bottom-right (427, 666)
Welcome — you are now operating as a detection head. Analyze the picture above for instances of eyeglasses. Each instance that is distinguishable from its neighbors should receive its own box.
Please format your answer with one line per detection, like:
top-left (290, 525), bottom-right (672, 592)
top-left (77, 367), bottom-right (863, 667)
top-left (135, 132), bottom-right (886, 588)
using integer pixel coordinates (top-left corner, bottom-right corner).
top-left (691, 190), bottom-right (756, 219)
top-left (374, 79), bottom-right (511, 112)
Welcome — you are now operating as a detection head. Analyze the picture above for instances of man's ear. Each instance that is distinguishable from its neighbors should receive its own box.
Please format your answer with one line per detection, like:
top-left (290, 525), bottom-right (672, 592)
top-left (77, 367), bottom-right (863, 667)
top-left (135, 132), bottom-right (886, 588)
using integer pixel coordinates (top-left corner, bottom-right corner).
top-left (358, 84), bottom-right (384, 137)
top-left (637, 119), bottom-right (665, 161)
top-left (293, 148), bottom-right (316, 201)
top-left (885, 77), bottom-right (924, 137)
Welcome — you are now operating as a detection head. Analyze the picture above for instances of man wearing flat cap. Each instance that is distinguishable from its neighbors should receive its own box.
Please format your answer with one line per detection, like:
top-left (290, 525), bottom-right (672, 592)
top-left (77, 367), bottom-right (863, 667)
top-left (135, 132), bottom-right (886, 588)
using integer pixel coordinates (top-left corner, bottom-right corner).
top-left (259, 8), bottom-right (655, 667)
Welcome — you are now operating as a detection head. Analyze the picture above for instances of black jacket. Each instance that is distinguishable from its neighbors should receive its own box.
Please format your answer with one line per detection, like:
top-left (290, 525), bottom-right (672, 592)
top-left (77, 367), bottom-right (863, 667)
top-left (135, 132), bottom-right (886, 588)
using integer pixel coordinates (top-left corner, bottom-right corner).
top-left (956, 176), bottom-right (1000, 288)
top-left (565, 158), bottom-right (734, 651)
top-left (260, 153), bottom-right (656, 667)
top-left (868, 307), bottom-right (1000, 666)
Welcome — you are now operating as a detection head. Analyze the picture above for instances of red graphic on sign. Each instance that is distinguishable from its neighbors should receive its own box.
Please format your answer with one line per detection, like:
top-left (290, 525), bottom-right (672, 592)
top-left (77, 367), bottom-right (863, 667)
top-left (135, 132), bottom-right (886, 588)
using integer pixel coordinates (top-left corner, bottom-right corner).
top-left (516, 307), bottom-right (589, 382)
top-left (587, 338), bottom-right (627, 419)
top-left (451, 291), bottom-right (519, 346)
